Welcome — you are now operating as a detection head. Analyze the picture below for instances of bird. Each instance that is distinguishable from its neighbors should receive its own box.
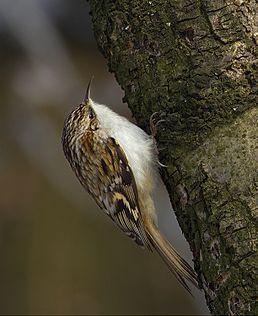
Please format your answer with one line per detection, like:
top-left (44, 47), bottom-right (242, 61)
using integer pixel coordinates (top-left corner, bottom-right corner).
top-left (61, 77), bottom-right (199, 293)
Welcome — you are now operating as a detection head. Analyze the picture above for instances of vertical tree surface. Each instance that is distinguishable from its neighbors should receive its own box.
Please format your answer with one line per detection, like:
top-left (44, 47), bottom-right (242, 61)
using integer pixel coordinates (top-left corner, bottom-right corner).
top-left (88, 1), bottom-right (258, 314)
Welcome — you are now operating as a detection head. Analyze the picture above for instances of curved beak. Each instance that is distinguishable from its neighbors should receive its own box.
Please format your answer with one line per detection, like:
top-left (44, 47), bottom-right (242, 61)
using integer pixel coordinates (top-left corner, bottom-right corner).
top-left (84, 75), bottom-right (94, 103)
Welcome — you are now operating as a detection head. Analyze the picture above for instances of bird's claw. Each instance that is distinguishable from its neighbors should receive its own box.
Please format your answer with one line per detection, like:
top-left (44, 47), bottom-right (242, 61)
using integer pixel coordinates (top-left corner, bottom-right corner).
top-left (149, 111), bottom-right (166, 138)
top-left (149, 111), bottom-right (168, 168)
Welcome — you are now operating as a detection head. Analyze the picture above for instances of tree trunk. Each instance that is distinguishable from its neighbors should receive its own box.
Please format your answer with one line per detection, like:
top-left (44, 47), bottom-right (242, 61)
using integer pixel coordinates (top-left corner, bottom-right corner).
top-left (88, 0), bottom-right (258, 314)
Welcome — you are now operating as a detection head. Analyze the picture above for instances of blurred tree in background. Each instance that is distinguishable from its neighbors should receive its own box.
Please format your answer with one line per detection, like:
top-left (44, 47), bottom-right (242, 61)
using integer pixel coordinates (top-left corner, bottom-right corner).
top-left (0, 0), bottom-right (208, 315)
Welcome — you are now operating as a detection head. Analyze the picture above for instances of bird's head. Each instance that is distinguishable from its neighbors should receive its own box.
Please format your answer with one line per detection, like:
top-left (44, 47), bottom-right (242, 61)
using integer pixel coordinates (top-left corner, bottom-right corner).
top-left (62, 77), bottom-right (99, 138)
top-left (61, 77), bottom-right (100, 159)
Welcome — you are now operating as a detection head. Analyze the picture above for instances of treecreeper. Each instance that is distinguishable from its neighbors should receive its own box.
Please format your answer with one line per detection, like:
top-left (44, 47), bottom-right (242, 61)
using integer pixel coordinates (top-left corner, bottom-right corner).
top-left (62, 78), bottom-right (199, 293)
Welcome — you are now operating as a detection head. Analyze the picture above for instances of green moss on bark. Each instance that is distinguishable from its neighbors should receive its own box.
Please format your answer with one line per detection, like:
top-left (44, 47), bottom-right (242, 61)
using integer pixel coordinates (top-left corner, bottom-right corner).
top-left (164, 108), bottom-right (258, 314)
top-left (88, 0), bottom-right (258, 314)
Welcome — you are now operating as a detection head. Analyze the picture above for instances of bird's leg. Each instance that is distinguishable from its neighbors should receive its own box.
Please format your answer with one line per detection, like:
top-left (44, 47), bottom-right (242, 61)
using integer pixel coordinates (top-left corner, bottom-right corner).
top-left (149, 111), bottom-right (167, 168)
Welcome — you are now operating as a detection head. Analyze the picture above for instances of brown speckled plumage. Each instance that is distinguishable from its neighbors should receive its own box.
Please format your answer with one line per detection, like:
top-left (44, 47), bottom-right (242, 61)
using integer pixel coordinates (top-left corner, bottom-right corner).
top-left (62, 79), bottom-right (199, 293)
top-left (63, 123), bottom-right (149, 247)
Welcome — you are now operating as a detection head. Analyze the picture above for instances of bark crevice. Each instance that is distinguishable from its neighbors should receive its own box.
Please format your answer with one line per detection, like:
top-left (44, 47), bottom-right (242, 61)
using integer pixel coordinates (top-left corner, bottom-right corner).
top-left (88, 1), bottom-right (258, 314)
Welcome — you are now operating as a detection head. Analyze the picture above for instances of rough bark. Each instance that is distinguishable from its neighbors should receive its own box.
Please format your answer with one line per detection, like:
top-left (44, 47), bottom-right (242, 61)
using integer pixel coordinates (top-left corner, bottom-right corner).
top-left (88, 0), bottom-right (258, 315)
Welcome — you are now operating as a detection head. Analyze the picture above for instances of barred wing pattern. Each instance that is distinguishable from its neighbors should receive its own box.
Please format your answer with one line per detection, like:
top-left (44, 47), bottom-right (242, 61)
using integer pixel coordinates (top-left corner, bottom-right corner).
top-left (87, 137), bottom-right (151, 249)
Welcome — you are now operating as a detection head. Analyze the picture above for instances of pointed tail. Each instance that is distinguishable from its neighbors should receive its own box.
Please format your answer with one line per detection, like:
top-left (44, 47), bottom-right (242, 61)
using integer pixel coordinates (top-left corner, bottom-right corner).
top-left (145, 221), bottom-right (199, 294)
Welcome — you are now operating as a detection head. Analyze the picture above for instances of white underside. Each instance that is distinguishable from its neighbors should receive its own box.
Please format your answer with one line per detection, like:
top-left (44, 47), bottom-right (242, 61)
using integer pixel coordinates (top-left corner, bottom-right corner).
top-left (91, 100), bottom-right (158, 196)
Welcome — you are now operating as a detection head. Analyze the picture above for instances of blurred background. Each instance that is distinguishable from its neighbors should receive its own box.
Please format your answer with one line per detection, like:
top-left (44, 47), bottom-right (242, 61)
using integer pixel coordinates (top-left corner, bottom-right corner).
top-left (0, 0), bottom-right (209, 314)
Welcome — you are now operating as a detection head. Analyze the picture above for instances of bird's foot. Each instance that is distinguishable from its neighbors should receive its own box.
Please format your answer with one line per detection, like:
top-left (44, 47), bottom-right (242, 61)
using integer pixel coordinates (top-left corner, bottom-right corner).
top-left (149, 111), bottom-right (166, 139)
top-left (149, 111), bottom-right (167, 168)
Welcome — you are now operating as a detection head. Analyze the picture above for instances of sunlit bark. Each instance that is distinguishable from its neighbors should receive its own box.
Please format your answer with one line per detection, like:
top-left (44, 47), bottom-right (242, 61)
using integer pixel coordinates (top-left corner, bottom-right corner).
top-left (88, 1), bottom-right (258, 314)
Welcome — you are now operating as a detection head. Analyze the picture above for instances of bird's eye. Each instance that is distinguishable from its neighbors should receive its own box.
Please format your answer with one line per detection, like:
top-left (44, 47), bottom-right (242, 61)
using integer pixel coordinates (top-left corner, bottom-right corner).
top-left (88, 109), bottom-right (95, 120)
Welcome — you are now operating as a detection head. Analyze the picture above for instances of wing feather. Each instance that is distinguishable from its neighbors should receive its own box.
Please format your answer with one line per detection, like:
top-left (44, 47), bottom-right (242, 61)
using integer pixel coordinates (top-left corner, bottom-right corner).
top-left (95, 137), bottom-right (151, 248)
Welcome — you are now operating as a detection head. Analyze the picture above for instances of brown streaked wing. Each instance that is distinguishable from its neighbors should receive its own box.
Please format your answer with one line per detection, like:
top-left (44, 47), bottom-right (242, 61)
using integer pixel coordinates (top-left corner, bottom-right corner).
top-left (91, 136), bottom-right (151, 249)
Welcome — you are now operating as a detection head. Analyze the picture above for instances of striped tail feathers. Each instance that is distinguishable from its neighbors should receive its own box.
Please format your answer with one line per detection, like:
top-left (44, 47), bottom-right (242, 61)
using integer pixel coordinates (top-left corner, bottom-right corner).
top-left (145, 221), bottom-right (199, 294)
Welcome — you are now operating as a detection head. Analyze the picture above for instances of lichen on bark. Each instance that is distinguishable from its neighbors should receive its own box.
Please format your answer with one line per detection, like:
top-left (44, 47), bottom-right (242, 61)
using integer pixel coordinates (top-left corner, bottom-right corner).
top-left (88, 0), bottom-right (258, 314)
top-left (164, 108), bottom-right (258, 314)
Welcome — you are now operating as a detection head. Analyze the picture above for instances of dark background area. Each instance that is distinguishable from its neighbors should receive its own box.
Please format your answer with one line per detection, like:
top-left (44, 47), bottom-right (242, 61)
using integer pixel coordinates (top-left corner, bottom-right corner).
top-left (0, 0), bottom-right (208, 314)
